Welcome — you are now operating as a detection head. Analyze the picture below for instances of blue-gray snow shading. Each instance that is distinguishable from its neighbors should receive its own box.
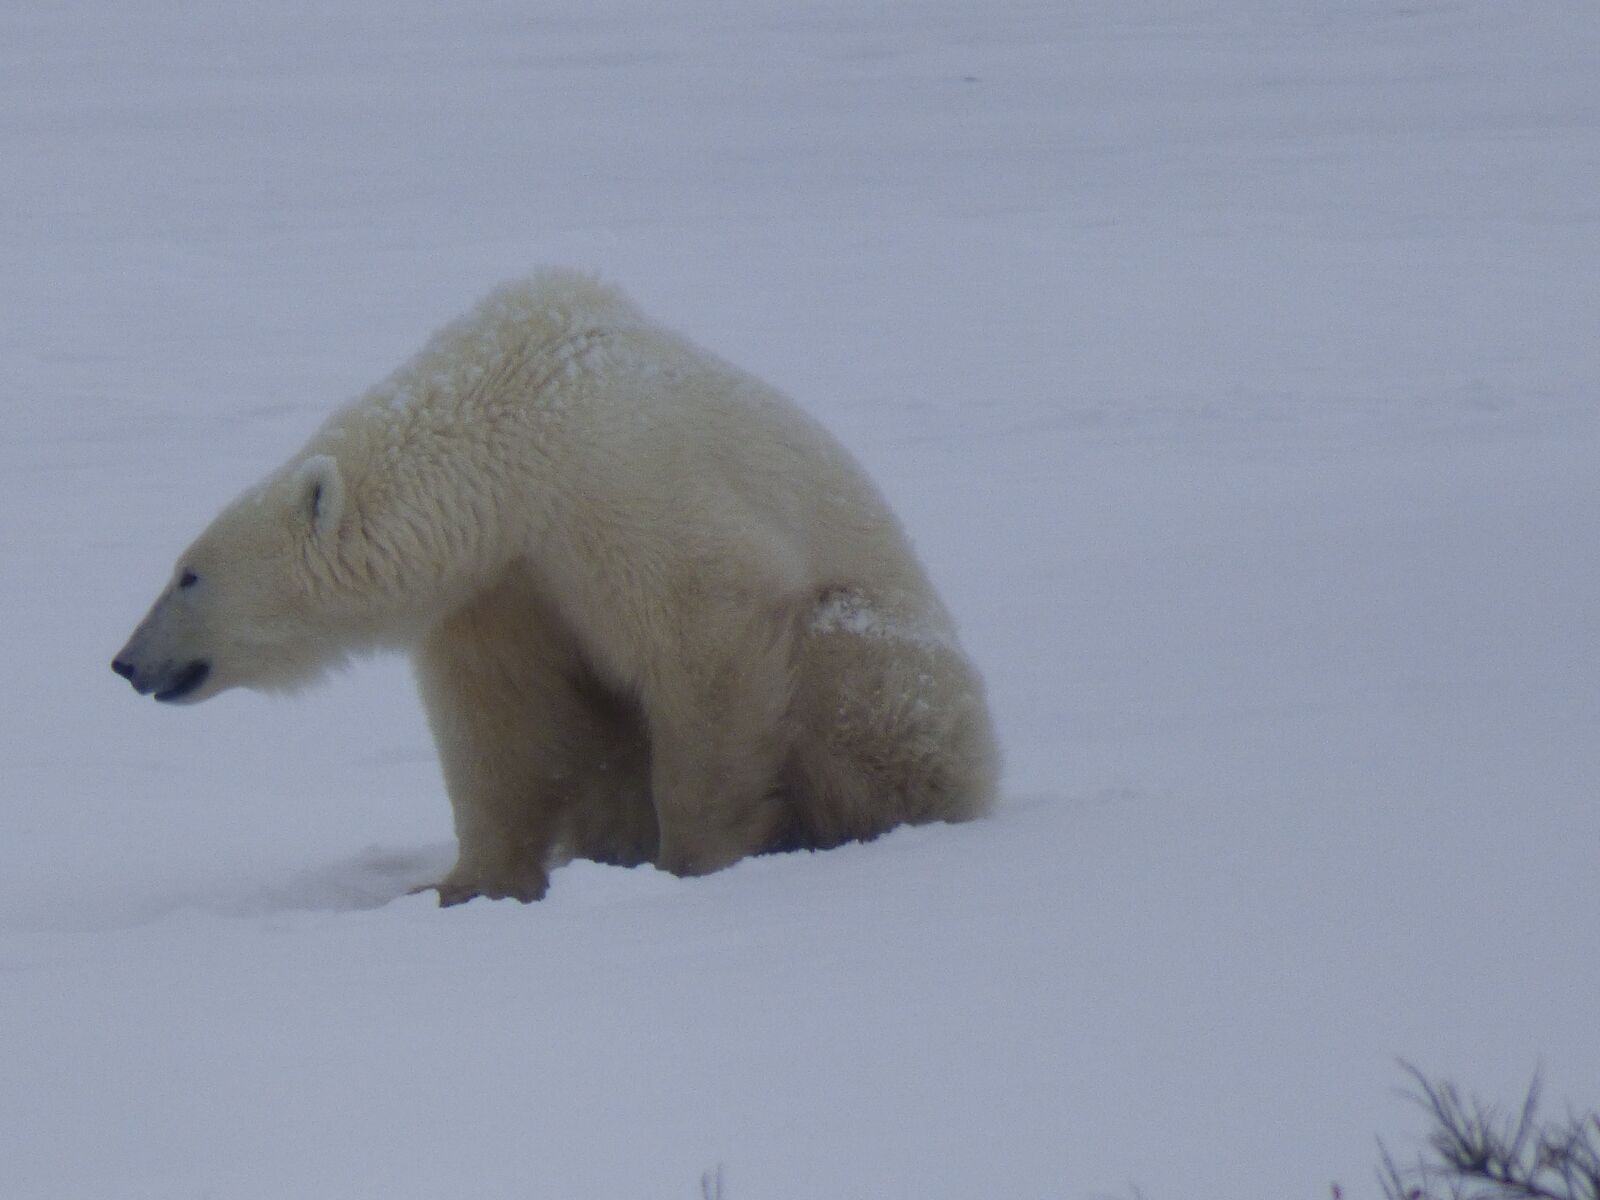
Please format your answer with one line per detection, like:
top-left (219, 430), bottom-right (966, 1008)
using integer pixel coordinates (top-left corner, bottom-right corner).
top-left (1, 2), bottom-right (1596, 1199)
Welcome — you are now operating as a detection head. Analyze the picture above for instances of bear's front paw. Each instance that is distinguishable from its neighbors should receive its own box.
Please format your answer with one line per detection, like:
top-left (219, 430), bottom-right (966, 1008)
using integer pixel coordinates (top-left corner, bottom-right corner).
top-left (655, 836), bottom-right (747, 879)
top-left (414, 876), bottom-right (549, 906)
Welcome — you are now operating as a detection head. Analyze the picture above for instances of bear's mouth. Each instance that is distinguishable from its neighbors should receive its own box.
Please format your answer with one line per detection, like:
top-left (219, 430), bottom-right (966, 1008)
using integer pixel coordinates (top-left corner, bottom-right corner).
top-left (154, 659), bottom-right (211, 703)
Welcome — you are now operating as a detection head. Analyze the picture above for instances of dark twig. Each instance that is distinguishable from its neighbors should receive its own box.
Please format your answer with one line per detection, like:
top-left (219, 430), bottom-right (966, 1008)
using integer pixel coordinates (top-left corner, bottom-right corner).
top-left (1380, 1063), bottom-right (1600, 1200)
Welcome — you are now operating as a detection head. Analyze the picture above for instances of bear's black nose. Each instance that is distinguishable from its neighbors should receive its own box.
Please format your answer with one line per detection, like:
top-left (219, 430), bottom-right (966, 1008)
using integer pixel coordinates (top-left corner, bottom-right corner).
top-left (111, 658), bottom-right (136, 680)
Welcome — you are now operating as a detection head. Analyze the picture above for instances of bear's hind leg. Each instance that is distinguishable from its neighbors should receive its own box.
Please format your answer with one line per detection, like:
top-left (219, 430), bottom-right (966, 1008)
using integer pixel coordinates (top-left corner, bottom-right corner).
top-left (786, 604), bottom-right (998, 849)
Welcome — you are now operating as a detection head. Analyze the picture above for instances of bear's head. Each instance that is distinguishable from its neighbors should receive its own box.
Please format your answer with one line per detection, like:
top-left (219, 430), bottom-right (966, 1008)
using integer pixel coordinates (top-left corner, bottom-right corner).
top-left (112, 454), bottom-right (351, 703)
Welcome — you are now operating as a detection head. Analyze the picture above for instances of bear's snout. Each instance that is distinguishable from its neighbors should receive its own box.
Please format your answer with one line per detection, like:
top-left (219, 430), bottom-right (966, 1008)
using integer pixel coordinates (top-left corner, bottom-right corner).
top-left (110, 652), bottom-right (212, 703)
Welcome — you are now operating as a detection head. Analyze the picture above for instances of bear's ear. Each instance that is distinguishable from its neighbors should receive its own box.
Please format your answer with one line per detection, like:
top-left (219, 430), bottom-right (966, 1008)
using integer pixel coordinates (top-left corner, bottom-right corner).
top-left (295, 455), bottom-right (345, 538)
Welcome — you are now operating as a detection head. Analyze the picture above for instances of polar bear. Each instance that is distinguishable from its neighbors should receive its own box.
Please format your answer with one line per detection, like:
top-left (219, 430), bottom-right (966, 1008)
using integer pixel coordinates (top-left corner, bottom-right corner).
top-left (112, 271), bottom-right (998, 903)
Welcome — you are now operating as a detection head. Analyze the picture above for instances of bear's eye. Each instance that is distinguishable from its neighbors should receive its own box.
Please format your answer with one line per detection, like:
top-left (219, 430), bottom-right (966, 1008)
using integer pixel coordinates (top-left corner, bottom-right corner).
top-left (178, 570), bottom-right (199, 589)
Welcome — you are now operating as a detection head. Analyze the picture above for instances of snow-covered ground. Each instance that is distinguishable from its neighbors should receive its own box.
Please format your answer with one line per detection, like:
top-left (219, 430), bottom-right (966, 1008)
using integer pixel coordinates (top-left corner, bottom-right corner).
top-left (2, 2), bottom-right (1596, 1196)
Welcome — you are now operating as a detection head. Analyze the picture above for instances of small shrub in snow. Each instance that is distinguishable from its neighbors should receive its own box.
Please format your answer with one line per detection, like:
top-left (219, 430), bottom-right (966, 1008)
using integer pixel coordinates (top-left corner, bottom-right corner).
top-left (1379, 1063), bottom-right (1600, 1200)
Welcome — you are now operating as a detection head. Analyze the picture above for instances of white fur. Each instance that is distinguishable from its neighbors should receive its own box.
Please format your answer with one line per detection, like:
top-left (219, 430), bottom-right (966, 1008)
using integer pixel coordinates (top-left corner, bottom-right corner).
top-left (114, 270), bottom-right (999, 902)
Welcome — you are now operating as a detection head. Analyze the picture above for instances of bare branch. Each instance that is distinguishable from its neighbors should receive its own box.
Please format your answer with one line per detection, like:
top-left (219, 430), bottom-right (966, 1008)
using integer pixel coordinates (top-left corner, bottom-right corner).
top-left (1381, 1064), bottom-right (1600, 1200)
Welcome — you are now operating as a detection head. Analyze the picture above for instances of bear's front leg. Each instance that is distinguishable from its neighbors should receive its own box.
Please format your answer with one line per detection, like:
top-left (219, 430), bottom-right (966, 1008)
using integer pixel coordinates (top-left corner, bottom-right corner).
top-left (642, 612), bottom-right (798, 877)
top-left (414, 602), bottom-right (580, 905)
top-left (420, 673), bottom-right (558, 905)
top-left (650, 735), bottom-right (788, 877)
